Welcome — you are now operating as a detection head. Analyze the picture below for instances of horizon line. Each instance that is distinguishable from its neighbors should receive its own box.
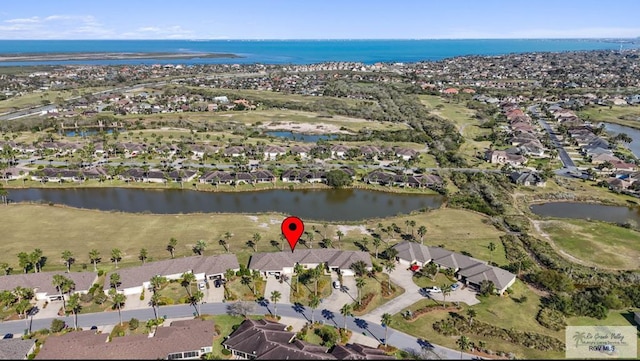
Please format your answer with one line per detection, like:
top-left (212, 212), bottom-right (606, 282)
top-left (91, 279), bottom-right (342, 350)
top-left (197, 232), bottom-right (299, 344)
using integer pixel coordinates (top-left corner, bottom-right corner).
top-left (0, 37), bottom-right (637, 41)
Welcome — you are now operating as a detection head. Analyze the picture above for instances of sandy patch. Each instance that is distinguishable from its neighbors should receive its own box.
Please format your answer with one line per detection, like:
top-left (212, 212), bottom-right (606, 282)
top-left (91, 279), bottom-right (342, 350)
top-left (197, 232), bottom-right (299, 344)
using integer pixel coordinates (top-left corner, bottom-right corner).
top-left (269, 218), bottom-right (281, 225)
top-left (246, 215), bottom-right (259, 222)
top-left (336, 225), bottom-right (370, 236)
top-left (260, 121), bottom-right (352, 135)
top-left (258, 223), bottom-right (269, 229)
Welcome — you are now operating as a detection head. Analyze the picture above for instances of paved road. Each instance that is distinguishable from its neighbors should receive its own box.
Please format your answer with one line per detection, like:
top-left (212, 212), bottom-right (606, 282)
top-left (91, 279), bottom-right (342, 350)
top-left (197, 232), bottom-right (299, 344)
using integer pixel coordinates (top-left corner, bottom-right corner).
top-left (0, 301), bottom-right (479, 359)
top-left (537, 117), bottom-right (576, 170)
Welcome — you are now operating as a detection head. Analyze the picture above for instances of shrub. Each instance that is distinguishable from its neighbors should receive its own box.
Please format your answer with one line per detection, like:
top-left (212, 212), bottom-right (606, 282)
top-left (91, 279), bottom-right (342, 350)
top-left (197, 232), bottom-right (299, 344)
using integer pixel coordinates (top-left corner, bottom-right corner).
top-left (129, 318), bottom-right (139, 330)
top-left (314, 326), bottom-right (339, 348)
top-left (221, 349), bottom-right (231, 356)
top-left (97, 270), bottom-right (104, 276)
top-left (353, 293), bottom-right (375, 311)
top-left (79, 293), bottom-right (93, 303)
top-left (139, 290), bottom-right (145, 301)
top-left (37, 328), bottom-right (50, 335)
top-left (50, 319), bottom-right (65, 333)
top-left (536, 307), bottom-right (566, 331)
top-left (286, 325), bottom-right (293, 332)
top-left (93, 293), bottom-right (107, 305)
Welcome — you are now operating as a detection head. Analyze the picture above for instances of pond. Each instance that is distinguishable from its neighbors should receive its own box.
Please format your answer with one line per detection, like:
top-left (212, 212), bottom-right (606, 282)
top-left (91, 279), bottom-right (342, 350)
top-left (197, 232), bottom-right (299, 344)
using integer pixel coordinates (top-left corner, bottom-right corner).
top-left (530, 201), bottom-right (640, 224)
top-left (601, 122), bottom-right (640, 158)
top-left (265, 131), bottom-right (338, 143)
top-left (7, 188), bottom-right (444, 222)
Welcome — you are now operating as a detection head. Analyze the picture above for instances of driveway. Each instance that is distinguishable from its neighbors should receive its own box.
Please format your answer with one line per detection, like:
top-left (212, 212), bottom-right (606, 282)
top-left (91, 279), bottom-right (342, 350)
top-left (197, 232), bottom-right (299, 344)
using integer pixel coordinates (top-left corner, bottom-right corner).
top-left (426, 283), bottom-right (480, 306)
top-left (322, 273), bottom-right (357, 311)
top-left (32, 299), bottom-right (63, 320)
top-left (361, 267), bottom-right (421, 323)
top-left (203, 280), bottom-right (224, 303)
top-left (263, 274), bottom-right (292, 306)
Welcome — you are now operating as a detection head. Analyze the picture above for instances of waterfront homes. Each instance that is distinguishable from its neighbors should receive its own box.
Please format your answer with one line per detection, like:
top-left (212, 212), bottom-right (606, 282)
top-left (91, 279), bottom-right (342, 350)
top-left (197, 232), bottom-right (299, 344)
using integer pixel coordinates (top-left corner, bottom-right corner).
top-left (362, 170), bottom-right (443, 188)
top-left (393, 241), bottom-right (516, 295)
top-left (36, 319), bottom-right (215, 360)
top-left (103, 254), bottom-right (239, 295)
top-left (280, 168), bottom-right (355, 184)
top-left (222, 319), bottom-right (393, 360)
top-left (199, 170), bottom-right (275, 185)
top-left (0, 271), bottom-right (97, 302)
top-left (509, 170), bottom-right (547, 187)
top-left (248, 249), bottom-right (372, 277)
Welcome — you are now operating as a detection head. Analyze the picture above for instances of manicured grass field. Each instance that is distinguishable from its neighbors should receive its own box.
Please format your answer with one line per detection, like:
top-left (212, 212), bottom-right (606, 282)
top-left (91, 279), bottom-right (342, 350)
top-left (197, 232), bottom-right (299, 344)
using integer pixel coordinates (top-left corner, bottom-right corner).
top-left (0, 205), bottom-right (507, 272)
top-left (579, 106), bottom-right (640, 130)
top-left (539, 219), bottom-right (640, 269)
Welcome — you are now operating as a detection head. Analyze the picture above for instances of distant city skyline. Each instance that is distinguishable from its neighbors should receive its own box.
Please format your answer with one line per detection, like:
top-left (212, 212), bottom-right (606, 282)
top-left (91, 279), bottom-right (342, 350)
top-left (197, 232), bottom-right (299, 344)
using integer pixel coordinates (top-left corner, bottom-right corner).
top-left (0, 0), bottom-right (639, 40)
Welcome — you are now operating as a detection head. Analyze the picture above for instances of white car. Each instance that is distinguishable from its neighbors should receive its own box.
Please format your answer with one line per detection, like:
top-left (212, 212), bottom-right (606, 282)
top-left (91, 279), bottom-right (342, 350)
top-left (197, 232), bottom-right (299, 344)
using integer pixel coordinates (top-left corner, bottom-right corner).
top-left (333, 281), bottom-right (341, 289)
top-left (198, 282), bottom-right (206, 290)
top-left (424, 286), bottom-right (442, 293)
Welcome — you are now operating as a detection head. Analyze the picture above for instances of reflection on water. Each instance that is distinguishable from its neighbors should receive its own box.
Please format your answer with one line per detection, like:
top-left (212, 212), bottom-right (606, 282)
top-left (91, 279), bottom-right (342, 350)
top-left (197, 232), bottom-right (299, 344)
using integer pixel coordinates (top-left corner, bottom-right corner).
top-left (8, 188), bottom-right (444, 221)
top-left (265, 131), bottom-right (338, 143)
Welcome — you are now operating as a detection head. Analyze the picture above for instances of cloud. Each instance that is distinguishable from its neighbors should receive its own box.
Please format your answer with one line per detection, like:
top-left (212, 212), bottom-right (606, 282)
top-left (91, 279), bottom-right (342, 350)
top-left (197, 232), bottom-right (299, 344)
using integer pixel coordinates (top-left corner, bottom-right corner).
top-left (5, 16), bottom-right (40, 24)
top-left (0, 13), bottom-right (114, 39)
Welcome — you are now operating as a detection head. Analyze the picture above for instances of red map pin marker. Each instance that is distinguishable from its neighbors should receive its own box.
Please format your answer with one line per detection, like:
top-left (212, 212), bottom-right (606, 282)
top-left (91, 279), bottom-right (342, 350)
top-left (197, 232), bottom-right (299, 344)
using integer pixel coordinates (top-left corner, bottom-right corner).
top-left (281, 216), bottom-right (304, 252)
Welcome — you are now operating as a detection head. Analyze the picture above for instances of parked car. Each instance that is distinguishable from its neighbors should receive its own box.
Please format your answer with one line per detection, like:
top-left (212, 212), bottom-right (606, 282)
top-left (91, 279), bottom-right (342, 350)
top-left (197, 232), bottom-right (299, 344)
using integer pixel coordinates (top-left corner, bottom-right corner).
top-left (3, 333), bottom-right (13, 339)
top-left (423, 286), bottom-right (442, 293)
top-left (333, 281), bottom-right (341, 289)
top-left (198, 282), bottom-right (206, 290)
top-left (90, 326), bottom-right (98, 330)
top-left (214, 279), bottom-right (222, 288)
top-left (451, 283), bottom-right (460, 291)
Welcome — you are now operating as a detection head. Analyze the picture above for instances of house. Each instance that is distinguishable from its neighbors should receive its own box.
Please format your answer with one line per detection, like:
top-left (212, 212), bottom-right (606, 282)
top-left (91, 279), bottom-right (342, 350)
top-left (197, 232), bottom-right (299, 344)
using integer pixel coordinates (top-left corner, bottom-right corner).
top-left (103, 254), bottom-right (239, 295)
top-left (510, 171), bottom-right (546, 187)
top-left (1, 167), bottom-right (28, 180)
top-left (330, 145), bottom-right (350, 159)
top-left (249, 249), bottom-right (372, 277)
top-left (634, 312), bottom-right (640, 326)
top-left (35, 319), bottom-right (215, 360)
top-left (607, 177), bottom-right (633, 191)
top-left (486, 150), bottom-right (526, 166)
top-left (290, 145), bottom-right (313, 159)
top-left (0, 339), bottom-right (37, 360)
top-left (591, 153), bottom-right (620, 164)
top-left (611, 161), bottom-right (637, 172)
top-left (263, 145), bottom-right (287, 160)
top-left (0, 271), bottom-right (97, 302)
top-left (223, 146), bottom-right (245, 158)
top-left (442, 88), bottom-right (459, 95)
top-left (394, 148), bottom-right (417, 161)
top-left (199, 170), bottom-right (233, 185)
top-left (222, 319), bottom-right (393, 360)
top-left (167, 169), bottom-right (197, 182)
top-left (392, 242), bottom-right (516, 295)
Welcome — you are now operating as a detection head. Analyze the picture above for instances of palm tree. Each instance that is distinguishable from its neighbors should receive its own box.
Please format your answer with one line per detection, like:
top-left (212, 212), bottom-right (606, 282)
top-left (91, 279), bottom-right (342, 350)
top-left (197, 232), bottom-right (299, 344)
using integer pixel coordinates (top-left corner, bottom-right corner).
top-left (488, 242), bottom-right (496, 264)
top-left (309, 295), bottom-right (320, 324)
top-left (355, 277), bottom-right (365, 305)
top-left (110, 273), bottom-right (121, 290)
top-left (150, 275), bottom-right (166, 293)
top-left (251, 270), bottom-right (261, 298)
top-left (312, 264), bottom-right (323, 296)
top-left (417, 225), bottom-right (427, 244)
top-left (193, 240), bottom-right (207, 255)
top-left (180, 272), bottom-right (196, 297)
top-left (404, 220), bottom-right (411, 234)
top-left (307, 231), bottom-right (315, 249)
top-left (52, 274), bottom-right (71, 313)
top-left (441, 284), bottom-right (452, 308)
top-left (466, 308), bottom-right (477, 326)
top-left (340, 303), bottom-right (352, 331)
top-left (16, 299), bottom-right (30, 330)
top-left (110, 248), bottom-right (122, 269)
top-left (219, 239), bottom-right (228, 253)
top-left (167, 238), bottom-right (178, 258)
top-left (61, 250), bottom-right (74, 272)
top-left (350, 261), bottom-right (368, 278)
top-left (294, 263), bottom-right (304, 294)
top-left (67, 293), bottom-right (81, 329)
top-left (224, 231), bottom-right (232, 246)
top-left (89, 249), bottom-right (101, 272)
top-left (252, 233), bottom-right (261, 252)
top-left (425, 262), bottom-right (438, 281)
top-left (372, 237), bottom-right (381, 259)
top-left (150, 292), bottom-right (161, 320)
top-left (109, 289), bottom-right (126, 326)
top-left (381, 313), bottom-right (392, 346)
top-left (190, 290), bottom-right (204, 316)
top-left (384, 261), bottom-right (396, 294)
top-left (409, 220), bottom-right (416, 237)
top-left (270, 290), bottom-right (281, 317)
top-left (138, 248), bottom-right (148, 264)
top-left (323, 223), bottom-right (329, 239)
top-left (456, 335), bottom-right (470, 359)
top-left (335, 230), bottom-right (344, 249)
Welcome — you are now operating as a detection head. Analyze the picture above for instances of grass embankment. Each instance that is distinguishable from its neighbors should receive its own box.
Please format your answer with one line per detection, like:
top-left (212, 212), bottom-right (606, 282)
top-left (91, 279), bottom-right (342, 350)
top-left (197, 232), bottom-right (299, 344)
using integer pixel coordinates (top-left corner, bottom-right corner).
top-left (419, 95), bottom-right (492, 167)
top-left (538, 219), bottom-right (640, 270)
top-left (0, 205), bottom-right (506, 272)
top-left (579, 106), bottom-right (640, 130)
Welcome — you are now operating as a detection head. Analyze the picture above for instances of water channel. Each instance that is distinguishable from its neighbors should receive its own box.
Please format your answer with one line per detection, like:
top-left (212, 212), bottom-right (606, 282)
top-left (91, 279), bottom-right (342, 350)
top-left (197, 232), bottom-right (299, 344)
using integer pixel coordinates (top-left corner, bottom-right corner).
top-left (7, 188), bottom-right (444, 222)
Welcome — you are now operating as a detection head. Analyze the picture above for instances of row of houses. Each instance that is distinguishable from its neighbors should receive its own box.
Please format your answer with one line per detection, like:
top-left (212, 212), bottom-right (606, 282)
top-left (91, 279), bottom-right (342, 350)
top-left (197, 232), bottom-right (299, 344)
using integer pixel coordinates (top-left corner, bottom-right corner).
top-left (361, 170), bottom-right (443, 188)
top-left (393, 241), bottom-right (516, 295)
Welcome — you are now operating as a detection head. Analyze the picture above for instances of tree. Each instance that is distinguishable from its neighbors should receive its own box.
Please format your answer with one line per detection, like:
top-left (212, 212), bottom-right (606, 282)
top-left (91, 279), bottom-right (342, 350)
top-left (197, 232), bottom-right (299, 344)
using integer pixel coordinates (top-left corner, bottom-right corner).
top-left (466, 308), bottom-right (477, 326)
top-left (306, 231), bottom-right (315, 249)
top-left (417, 225), bottom-right (427, 244)
top-left (150, 292), bottom-right (161, 320)
top-left (52, 274), bottom-right (72, 314)
top-left (67, 293), bottom-right (81, 329)
top-left (355, 277), bottom-right (365, 305)
top-left (350, 261), bottom-right (368, 277)
top-left (167, 238), bottom-right (178, 258)
top-left (138, 248), bottom-right (148, 264)
top-left (109, 273), bottom-right (121, 290)
top-left (335, 230), bottom-right (344, 249)
top-left (219, 239), bottom-right (228, 253)
top-left (488, 242), bottom-right (496, 264)
top-left (384, 261), bottom-right (396, 293)
top-left (325, 169), bottom-right (353, 188)
top-left (340, 303), bottom-right (352, 331)
top-left (405, 219), bottom-right (411, 234)
top-left (30, 249), bottom-right (43, 272)
top-left (409, 220), bottom-right (416, 237)
top-left (110, 248), bottom-right (122, 269)
top-left (149, 275), bottom-right (166, 294)
top-left (193, 240), bottom-right (207, 255)
top-left (0, 262), bottom-right (10, 275)
top-left (456, 335), bottom-right (470, 359)
top-left (181, 272), bottom-right (196, 297)
top-left (89, 249), bottom-right (101, 272)
top-left (312, 264), bottom-right (324, 296)
top-left (190, 290), bottom-right (204, 316)
top-left (251, 270), bottom-right (262, 298)
top-left (251, 233), bottom-right (261, 252)
top-left (16, 299), bottom-right (31, 330)
top-left (61, 250), bottom-right (74, 272)
top-left (372, 237), bottom-right (381, 258)
top-left (309, 295), bottom-right (320, 323)
top-left (441, 284), bottom-right (452, 308)
top-left (381, 313), bottom-right (392, 345)
top-left (294, 263), bottom-right (304, 294)
top-left (270, 290), bottom-right (282, 317)
top-left (18, 252), bottom-right (30, 273)
top-left (109, 289), bottom-right (126, 326)
top-left (479, 280), bottom-right (495, 296)
top-left (424, 262), bottom-right (438, 281)
top-left (0, 185), bottom-right (8, 205)
top-left (226, 301), bottom-right (255, 318)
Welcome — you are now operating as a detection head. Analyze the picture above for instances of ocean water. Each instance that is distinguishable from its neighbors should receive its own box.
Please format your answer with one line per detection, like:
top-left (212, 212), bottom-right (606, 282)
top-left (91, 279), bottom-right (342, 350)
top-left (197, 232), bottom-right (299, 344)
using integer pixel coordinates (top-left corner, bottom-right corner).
top-left (0, 39), bottom-right (632, 66)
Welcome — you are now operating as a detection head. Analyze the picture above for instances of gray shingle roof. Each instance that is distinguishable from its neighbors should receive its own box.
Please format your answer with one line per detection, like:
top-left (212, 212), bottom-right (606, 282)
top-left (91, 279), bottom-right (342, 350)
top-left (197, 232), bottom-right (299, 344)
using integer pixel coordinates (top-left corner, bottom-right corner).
top-left (0, 271), bottom-right (97, 296)
top-left (249, 250), bottom-right (372, 272)
top-left (0, 339), bottom-right (36, 360)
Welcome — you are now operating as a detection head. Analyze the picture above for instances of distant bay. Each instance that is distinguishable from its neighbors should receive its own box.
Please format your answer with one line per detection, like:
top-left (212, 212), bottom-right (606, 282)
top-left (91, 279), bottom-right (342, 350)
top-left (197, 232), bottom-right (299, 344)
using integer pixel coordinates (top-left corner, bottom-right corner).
top-left (0, 39), bottom-right (633, 66)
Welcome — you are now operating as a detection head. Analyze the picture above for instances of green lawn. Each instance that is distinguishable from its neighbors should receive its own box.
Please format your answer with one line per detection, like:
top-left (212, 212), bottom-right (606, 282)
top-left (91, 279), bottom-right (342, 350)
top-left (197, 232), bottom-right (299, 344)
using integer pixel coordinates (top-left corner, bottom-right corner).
top-left (351, 273), bottom-right (404, 316)
top-left (225, 275), bottom-right (266, 301)
top-left (539, 219), bottom-right (640, 270)
top-left (579, 106), bottom-right (640, 130)
top-left (411, 273), bottom-right (456, 289)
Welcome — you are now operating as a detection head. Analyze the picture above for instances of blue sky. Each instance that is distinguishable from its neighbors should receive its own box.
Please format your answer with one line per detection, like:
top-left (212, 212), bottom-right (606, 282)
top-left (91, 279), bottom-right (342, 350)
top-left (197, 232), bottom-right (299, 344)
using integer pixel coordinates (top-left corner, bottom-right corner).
top-left (0, 0), bottom-right (639, 40)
